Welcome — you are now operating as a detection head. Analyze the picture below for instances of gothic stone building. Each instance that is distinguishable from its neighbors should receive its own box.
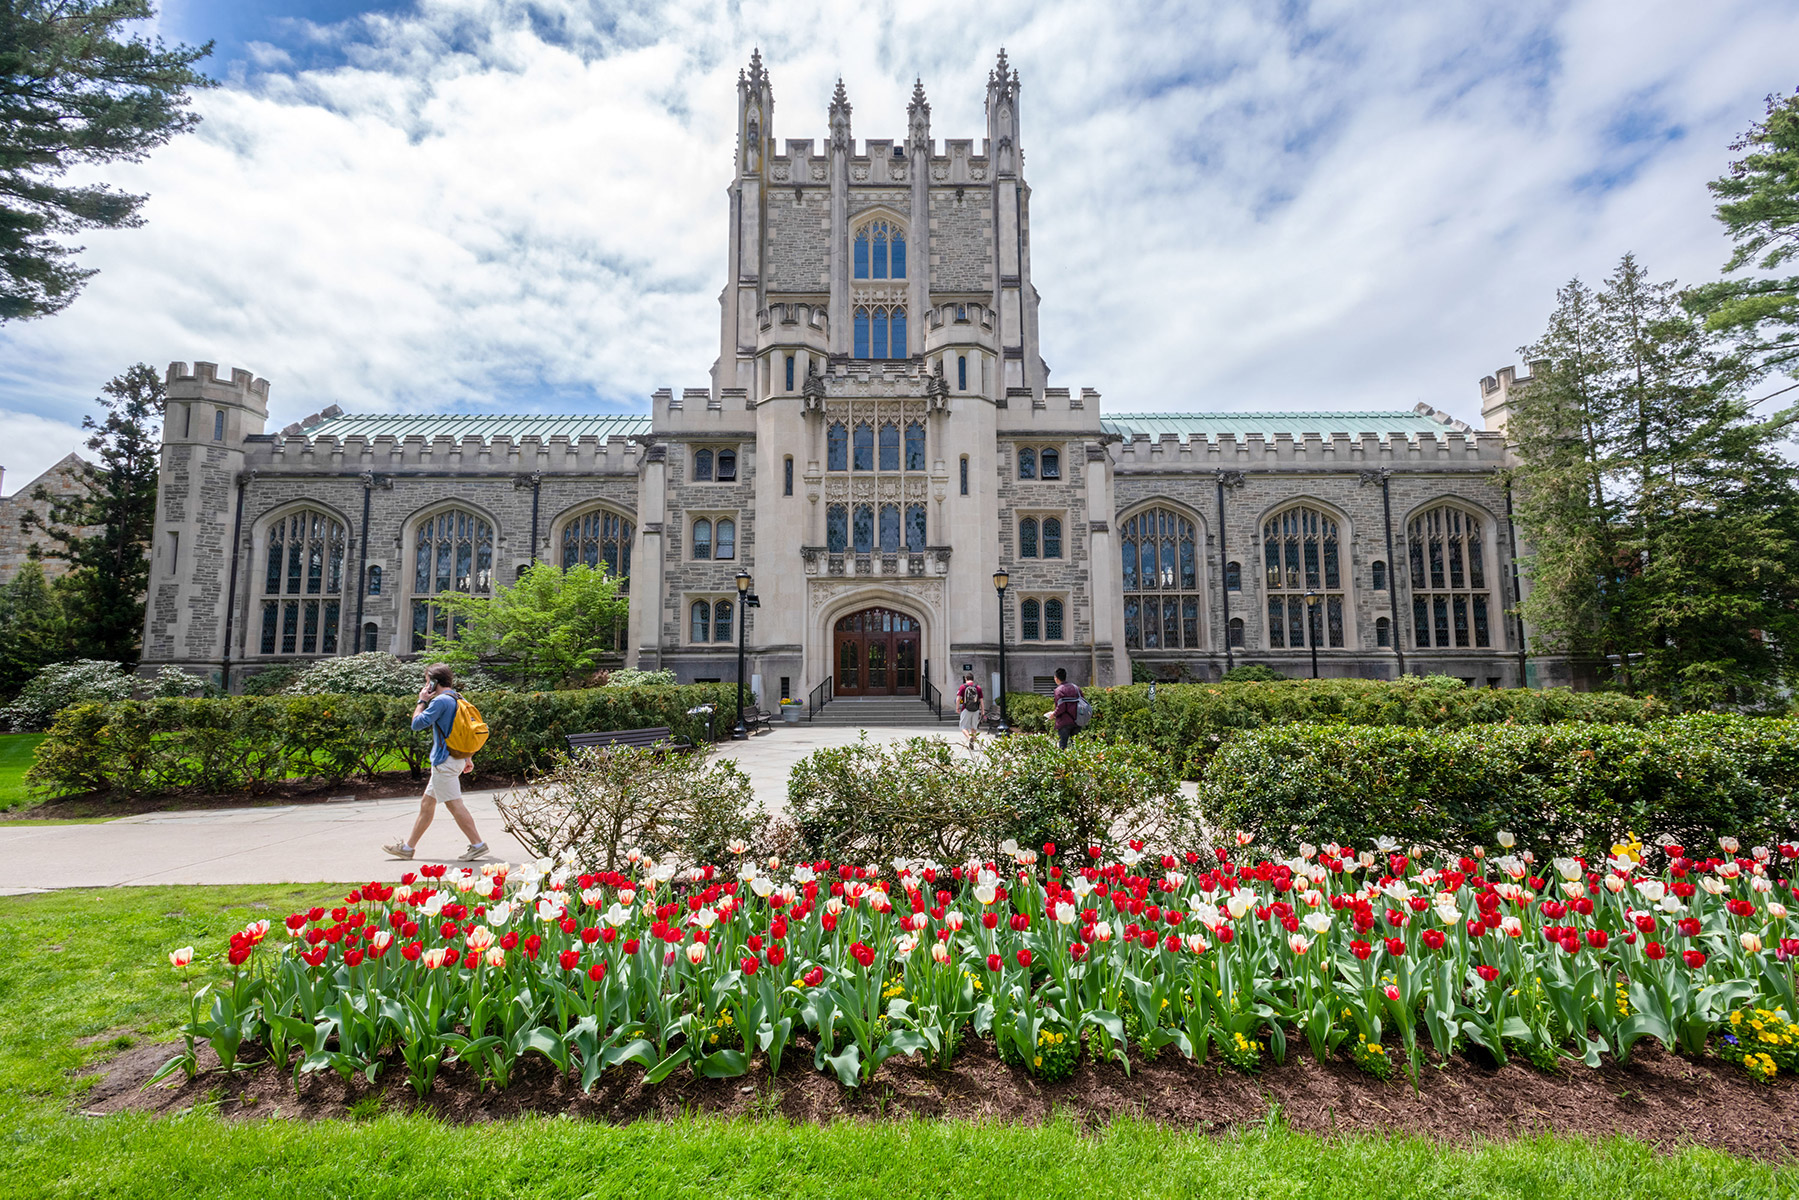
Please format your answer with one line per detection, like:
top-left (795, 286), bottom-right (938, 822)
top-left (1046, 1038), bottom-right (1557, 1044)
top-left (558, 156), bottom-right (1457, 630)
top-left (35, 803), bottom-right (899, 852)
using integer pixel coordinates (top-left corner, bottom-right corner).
top-left (141, 52), bottom-right (1553, 700)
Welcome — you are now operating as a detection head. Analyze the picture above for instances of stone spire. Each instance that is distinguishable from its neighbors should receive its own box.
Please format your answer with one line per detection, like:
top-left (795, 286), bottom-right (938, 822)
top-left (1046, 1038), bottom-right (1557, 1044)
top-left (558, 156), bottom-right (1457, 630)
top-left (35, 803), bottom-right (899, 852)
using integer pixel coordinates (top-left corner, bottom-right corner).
top-left (828, 77), bottom-right (852, 154)
top-left (985, 48), bottom-right (1020, 176)
top-left (907, 77), bottom-right (931, 155)
top-left (737, 47), bottom-right (773, 176)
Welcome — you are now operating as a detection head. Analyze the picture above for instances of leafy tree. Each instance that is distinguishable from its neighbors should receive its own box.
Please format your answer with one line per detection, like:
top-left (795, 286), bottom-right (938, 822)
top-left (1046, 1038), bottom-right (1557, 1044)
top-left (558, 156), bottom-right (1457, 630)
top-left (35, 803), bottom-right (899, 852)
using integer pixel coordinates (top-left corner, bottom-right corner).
top-left (425, 563), bottom-right (629, 690)
top-left (1508, 254), bottom-right (1799, 705)
top-left (0, 560), bottom-right (70, 698)
top-left (1686, 88), bottom-right (1799, 380)
top-left (0, 1), bottom-right (213, 320)
top-left (21, 362), bottom-right (164, 663)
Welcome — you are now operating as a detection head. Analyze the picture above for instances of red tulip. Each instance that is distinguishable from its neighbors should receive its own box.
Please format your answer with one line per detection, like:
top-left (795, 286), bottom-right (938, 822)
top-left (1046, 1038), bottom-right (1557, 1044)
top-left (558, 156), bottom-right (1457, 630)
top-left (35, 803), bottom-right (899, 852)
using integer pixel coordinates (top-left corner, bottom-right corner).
top-left (588, 962), bottom-right (607, 982)
top-left (1421, 929), bottom-right (1446, 951)
top-left (986, 953), bottom-right (1003, 972)
top-left (1475, 964), bottom-right (1500, 983)
top-left (1384, 936), bottom-right (1406, 957)
top-left (559, 949), bottom-right (581, 971)
top-left (1645, 941), bottom-right (1666, 960)
top-left (1350, 939), bottom-right (1372, 961)
top-left (1682, 949), bottom-right (1707, 969)
top-left (1016, 948), bottom-right (1033, 968)
top-left (802, 966), bottom-right (824, 987)
top-left (741, 956), bottom-right (759, 975)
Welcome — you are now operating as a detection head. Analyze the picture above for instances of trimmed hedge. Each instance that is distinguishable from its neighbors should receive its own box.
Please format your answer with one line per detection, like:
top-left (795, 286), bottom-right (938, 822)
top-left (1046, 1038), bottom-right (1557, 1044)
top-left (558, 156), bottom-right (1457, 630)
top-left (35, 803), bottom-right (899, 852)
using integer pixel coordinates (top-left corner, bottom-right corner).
top-left (1201, 714), bottom-right (1799, 861)
top-left (25, 684), bottom-right (740, 798)
top-left (1002, 679), bottom-right (1662, 778)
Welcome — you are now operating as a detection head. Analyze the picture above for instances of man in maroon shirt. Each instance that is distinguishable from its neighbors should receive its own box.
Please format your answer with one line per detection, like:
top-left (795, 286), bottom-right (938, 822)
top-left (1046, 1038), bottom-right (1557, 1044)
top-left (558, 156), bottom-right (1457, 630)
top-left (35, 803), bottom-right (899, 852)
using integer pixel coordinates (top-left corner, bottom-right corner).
top-left (1051, 667), bottom-right (1082, 750)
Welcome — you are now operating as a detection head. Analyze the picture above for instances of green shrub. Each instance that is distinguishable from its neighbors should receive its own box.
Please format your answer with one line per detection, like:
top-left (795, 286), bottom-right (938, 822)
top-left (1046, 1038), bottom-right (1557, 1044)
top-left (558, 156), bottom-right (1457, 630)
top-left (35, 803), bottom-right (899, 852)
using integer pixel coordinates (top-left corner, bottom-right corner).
top-left (1002, 679), bottom-right (1661, 779)
top-left (1220, 664), bottom-right (1286, 682)
top-left (0, 659), bottom-right (135, 731)
top-left (1202, 714), bottom-right (1799, 861)
top-left (787, 733), bottom-right (1191, 863)
top-left (24, 683), bottom-right (740, 798)
top-left (240, 663), bottom-right (302, 696)
top-left (602, 667), bottom-right (677, 688)
top-left (148, 665), bottom-right (206, 699)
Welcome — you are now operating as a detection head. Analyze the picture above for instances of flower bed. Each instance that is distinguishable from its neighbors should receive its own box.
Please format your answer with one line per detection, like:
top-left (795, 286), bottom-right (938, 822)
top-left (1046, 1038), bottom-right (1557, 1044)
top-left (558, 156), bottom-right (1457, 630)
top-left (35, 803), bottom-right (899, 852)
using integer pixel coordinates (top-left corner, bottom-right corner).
top-left (164, 832), bottom-right (1799, 1098)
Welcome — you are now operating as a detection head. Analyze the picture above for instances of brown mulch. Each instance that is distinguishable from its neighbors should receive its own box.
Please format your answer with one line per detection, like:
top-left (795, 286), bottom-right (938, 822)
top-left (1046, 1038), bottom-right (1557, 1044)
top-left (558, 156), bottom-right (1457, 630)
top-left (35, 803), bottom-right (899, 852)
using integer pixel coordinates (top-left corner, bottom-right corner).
top-left (6, 771), bottom-right (525, 821)
top-left (77, 1036), bottom-right (1799, 1160)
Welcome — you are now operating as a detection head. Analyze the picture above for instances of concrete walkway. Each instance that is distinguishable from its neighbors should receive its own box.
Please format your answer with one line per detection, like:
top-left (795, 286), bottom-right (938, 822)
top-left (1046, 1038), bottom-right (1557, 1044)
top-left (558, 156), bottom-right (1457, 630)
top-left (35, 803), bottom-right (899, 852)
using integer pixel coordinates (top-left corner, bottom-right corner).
top-left (0, 723), bottom-right (966, 894)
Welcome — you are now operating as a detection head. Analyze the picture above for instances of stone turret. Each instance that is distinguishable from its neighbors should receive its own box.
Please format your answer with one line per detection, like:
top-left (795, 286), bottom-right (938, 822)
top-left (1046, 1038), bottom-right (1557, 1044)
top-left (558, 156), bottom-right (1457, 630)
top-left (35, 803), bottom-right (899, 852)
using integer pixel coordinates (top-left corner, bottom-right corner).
top-left (142, 362), bottom-right (270, 684)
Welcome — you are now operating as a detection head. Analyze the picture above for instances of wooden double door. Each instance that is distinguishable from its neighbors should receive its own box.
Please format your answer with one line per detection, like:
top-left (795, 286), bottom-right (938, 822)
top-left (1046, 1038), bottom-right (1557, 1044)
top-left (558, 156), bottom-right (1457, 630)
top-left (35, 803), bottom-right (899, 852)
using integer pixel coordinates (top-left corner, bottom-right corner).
top-left (833, 607), bottom-right (920, 696)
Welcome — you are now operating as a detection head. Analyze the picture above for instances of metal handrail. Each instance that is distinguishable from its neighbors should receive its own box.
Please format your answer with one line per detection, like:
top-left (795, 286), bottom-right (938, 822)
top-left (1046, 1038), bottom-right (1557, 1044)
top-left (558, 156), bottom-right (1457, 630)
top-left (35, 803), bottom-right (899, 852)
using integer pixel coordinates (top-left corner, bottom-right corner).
top-left (806, 675), bottom-right (833, 720)
top-left (922, 676), bottom-right (942, 720)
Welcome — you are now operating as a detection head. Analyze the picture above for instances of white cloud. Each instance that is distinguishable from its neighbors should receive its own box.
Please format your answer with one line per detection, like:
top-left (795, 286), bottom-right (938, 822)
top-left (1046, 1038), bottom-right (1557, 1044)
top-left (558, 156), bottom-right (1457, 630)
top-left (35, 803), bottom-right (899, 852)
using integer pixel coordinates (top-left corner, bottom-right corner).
top-left (0, 412), bottom-right (87, 496)
top-left (0, 0), bottom-right (1795, 485)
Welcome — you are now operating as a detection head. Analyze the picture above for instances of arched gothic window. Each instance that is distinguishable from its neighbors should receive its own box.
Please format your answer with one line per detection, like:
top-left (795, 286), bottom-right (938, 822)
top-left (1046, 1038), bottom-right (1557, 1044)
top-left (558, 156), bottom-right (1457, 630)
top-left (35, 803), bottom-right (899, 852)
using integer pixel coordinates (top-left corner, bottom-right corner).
top-left (853, 220), bottom-right (906, 280)
top-left (1017, 448), bottom-right (1036, 480)
top-left (713, 598), bottom-right (734, 643)
top-left (1042, 517), bottom-right (1062, 559)
top-left (1044, 598), bottom-right (1065, 641)
top-left (852, 423), bottom-right (874, 471)
top-left (1040, 448), bottom-right (1060, 480)
top-left (1225, 561), bottom-right (1242, 591)
top-left (904, 422), bottom-right (926, 471)
top-left (561, 509), bottom-right (633, 582)
top-left (362, 622), bottom-right (379, 653)
top-left (692, 518), bottom-right (713, 560)
top-left (905, 504), bottom-right (926, 551)
top-left (1408, 505), bottom-right (1492, 649)
top-left (1021, 599), bottom-right (1041, 641)
top-left (879, 423), bottom-right (900, 471)
top-left (367, 565), bottom-right (382, 596)
top-left (853, 306), bottom-right (907, 359)
top-left (1376, 616), bottom-right (1392, 647)
top-left (827, 423), bottom-right (848, 471)
top-left (260, 509), bottom-right (345, 655)
top-left (1120, 506), bottom-right (1201, 650)
top-left (878, 504), bottom-right (900, 553)
top-left (1371, 560), bottom-right (1388, 591)
top-left (1263, 506), bottom-right (1345, 650)
top-left (826, 504), bottom-right (848, 552)
top-left (693, 449), bottom-right (713, 481)
top-left (716, 449), bottom-right (737, 482)
top-left (1228, 617), bottom-right (1245, 648)
top-left (411, 509), bottom-right (493, 651)
top-left (852, 504), bottom-right (874, 553)
top-left (1020, 517), bottom-right (1039, 558)
top-left (691, 600), bottom-right (711, 643)
top-left (714, 518), bottom-right (736, 561)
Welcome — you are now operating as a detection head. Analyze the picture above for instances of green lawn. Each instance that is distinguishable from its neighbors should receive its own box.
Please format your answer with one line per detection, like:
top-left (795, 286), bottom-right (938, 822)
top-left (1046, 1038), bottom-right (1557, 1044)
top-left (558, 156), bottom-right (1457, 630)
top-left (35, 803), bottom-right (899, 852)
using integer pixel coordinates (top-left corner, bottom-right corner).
top-left (0, 885), bottom-right (1793, 1199)
top-left (0, 732), bottom-right (44, 810)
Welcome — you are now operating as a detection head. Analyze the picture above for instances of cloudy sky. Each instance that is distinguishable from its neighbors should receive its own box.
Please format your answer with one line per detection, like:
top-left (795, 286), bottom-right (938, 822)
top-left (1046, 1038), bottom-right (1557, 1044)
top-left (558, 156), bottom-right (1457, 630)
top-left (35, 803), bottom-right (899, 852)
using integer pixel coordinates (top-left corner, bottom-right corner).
top-left (1, 0), bottom-right (1794, 487)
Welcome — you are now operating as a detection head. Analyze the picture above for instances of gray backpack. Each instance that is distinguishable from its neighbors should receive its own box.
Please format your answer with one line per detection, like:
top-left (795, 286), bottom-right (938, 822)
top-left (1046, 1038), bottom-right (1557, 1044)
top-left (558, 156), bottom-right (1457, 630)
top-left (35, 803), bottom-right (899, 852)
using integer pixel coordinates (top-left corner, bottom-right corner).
top-left (1075, 696), bottom-right (1094, 728)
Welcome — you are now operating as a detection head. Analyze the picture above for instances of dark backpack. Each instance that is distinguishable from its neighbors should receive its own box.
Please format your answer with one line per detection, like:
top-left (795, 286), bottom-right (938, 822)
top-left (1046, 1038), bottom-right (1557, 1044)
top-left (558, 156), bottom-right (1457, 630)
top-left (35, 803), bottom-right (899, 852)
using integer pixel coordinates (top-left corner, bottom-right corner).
top-left (958, 682), bottom-right (983, 712)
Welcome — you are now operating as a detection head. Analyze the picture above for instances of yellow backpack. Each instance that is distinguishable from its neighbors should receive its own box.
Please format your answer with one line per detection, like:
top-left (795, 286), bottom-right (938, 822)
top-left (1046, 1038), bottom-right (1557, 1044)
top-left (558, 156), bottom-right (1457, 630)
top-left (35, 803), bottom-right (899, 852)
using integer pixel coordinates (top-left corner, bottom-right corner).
top-left (445, 694), bottom-right (490, 758)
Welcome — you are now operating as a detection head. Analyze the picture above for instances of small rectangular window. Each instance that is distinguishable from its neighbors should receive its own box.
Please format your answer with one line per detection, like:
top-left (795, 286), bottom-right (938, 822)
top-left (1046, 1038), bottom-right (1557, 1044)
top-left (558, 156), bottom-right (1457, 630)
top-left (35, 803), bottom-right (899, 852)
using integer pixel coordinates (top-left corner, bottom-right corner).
top-left (785, 354), bottom-right (795, 391)
top-left (958, 355), bottom-right (967, 391)
top-left (166, 531), bottom-right (179, 573)
top-left (181, 404), bottom-right (192, 439)
top-left (717, 449), bottom-right (737, 481)
top-left (960, 456), bottom-right (968, 496)
top-left (783, 456), bottom-right (793, 496)
top-left (213, 409), bottom-right (225, 441)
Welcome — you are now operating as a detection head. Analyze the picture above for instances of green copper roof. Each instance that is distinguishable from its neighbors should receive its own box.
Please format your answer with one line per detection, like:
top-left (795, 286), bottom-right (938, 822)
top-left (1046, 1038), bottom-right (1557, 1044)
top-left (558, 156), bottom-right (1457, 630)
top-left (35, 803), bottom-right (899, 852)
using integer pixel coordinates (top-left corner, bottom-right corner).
top-left (1101, 411), bottom-right (1464, 443)
top-left (295, 413), bottom-right (652, 442)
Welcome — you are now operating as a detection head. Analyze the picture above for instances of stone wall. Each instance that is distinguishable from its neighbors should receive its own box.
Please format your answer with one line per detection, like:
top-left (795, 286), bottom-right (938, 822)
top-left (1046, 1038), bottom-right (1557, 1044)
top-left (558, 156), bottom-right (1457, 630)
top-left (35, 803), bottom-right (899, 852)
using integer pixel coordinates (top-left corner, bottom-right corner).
top-left (766, 192), bottom-right (830, 292)
top-left (0, 455), bottom-right (99, 584)
top-left (929, 190), bottom-right (993, 293)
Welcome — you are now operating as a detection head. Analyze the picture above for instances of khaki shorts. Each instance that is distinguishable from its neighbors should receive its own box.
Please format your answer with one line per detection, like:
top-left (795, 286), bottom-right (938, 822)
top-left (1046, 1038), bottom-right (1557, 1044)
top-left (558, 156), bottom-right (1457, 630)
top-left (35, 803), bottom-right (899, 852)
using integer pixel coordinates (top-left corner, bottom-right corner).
top-left (423, 756), bottom-right (469, 803)
top-left (959, 708), bottom-right (981, 733)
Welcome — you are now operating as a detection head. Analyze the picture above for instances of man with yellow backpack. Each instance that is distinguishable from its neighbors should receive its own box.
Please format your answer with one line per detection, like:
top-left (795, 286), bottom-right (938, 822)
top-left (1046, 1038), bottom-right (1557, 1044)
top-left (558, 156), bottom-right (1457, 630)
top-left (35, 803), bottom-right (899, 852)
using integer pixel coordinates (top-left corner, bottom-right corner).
top-left (384, 662), bottom-right (491, 860)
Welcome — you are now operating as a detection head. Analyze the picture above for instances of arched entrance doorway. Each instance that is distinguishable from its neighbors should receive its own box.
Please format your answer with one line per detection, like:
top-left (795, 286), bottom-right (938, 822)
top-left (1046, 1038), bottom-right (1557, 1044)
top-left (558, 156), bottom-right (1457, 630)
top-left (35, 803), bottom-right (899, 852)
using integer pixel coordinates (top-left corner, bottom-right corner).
top-left (833, 606), bottom-right (921, 696)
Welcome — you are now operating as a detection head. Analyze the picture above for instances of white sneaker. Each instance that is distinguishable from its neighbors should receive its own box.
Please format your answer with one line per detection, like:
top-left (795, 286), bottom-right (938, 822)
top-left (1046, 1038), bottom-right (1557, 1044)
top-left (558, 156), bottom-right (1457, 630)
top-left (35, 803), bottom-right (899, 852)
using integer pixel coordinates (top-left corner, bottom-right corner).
top-left (383, 841), bottom-right (414, 859)
top-left (458, 842), bottom-right (489, 861)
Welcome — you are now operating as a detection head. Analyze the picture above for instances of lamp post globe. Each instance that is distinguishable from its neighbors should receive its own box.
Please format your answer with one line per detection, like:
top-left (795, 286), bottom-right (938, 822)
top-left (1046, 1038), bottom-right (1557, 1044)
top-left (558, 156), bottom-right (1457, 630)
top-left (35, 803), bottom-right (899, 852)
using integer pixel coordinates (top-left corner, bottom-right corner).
top-left (732, 570), bottom-right (753, 739)
top-left (993, 569), bottom-right (1010, 735)
top-left (1304, 589), bottom-right (1321, 680)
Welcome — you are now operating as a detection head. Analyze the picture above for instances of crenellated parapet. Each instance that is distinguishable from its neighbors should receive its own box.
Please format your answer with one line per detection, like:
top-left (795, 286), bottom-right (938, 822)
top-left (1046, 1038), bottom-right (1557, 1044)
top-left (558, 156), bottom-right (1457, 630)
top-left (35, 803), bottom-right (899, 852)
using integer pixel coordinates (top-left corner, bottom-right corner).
top-left (1109, 426), bottom-right (1510, 472)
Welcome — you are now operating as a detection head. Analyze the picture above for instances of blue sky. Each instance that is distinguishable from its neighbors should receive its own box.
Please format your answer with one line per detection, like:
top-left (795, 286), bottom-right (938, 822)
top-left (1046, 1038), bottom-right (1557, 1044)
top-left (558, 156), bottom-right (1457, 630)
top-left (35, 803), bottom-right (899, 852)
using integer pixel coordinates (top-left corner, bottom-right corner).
top-left (1, 0), bottom-right (1795, 486)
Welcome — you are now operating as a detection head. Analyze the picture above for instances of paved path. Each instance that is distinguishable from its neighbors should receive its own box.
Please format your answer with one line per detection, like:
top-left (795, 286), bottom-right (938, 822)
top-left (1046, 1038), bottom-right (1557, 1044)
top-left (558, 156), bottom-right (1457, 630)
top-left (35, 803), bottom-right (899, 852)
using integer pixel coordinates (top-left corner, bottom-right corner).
top-left (0, 723), bottom-right (964, 894)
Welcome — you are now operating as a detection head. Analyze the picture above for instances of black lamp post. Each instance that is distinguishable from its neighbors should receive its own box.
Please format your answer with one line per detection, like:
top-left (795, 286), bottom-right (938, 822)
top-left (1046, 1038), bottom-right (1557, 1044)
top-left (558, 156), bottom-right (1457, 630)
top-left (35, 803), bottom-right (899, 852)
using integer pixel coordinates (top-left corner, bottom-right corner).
top-left (993, 568), bottom-right (1010, 735)
top-left (732, 569), bottom-right (759, 739)
top-left (1304, 589), bottom-right (1321, 680)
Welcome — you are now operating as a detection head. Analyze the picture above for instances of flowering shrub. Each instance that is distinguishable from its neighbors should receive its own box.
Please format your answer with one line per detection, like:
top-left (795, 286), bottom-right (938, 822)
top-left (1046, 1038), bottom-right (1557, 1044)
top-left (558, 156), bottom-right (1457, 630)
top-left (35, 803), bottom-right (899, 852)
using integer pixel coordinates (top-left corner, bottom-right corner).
top-left (166, 828), bottom-right (1799, 1095)
top-left (283, 652), bottom-right (421, 697)
top-left (0, 658), bottom-right (135, 730)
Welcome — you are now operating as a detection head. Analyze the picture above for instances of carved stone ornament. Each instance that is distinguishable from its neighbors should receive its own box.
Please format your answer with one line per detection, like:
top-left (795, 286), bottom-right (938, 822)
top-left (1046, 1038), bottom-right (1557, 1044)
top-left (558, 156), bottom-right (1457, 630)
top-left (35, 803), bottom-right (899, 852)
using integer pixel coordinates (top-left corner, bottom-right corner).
top-left (889, 165), bottom-right (906, 181)
top-left (812, 164), bottom-right (827, 181)
top-left (932, 163), bottom-right (948, 181)
top-left (1216, 469), bottom-right (1246, 488)
top-left (970, 166), bottom-right (986, 181)
top-left (772, 164), bottom-right (789, 181)
top-left (852, 165), bottom-right (869, 181)
top-left (1359, 468), bottom-right (1390, 487)
top-left (808, 577), bottom-right (945, 617)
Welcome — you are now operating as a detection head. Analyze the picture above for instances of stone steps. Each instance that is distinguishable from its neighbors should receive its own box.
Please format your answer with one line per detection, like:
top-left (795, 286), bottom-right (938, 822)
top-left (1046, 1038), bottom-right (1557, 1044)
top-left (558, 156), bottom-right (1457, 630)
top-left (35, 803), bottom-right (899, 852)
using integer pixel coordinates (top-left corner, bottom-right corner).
top-left (806, 698), bottom-right (954, 728)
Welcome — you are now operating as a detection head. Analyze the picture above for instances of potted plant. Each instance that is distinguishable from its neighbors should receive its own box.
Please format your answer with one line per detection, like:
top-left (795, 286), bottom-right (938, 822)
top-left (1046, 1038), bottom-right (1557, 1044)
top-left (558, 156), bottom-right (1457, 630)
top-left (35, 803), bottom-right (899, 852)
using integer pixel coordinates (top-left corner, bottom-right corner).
top-left (780, 698), bottom-right (804, 724)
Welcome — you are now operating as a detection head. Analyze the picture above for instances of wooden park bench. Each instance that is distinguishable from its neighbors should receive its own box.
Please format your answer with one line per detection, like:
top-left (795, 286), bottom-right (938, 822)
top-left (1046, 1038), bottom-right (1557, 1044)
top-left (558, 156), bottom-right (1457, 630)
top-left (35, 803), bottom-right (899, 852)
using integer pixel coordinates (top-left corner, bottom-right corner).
top-left (739, 704), bottom-right (772, 733)
top-left (564, 726), bottom-right (694, 755)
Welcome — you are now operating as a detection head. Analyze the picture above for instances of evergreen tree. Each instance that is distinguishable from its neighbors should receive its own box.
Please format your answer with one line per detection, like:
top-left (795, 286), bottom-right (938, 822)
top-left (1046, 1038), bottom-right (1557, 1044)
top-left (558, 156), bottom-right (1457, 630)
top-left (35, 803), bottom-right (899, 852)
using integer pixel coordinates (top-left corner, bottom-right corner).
top-left (0, 560), bottom-right (70, 698)
top-left (22, 363), bottom-right (163, 663)
top-left (1509, 255), bottom-right (1799, 705)
top-left (0, 1), bottom-right (213, 320)
top-left (1686, 88), bottom-right (1799, 381)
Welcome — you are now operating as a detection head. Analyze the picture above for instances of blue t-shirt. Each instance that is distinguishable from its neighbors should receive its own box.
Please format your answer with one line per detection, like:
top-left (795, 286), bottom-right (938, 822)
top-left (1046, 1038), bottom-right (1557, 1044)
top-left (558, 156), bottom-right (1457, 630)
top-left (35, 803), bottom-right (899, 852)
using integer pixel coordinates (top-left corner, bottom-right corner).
top-left (411, 692), bottom-right (460, 765)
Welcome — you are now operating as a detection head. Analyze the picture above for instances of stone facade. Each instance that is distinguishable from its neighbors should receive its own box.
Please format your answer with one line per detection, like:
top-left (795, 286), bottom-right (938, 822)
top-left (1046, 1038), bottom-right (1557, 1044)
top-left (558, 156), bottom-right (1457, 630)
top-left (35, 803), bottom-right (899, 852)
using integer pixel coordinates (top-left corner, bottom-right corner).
top-left (140, 51), bottom-right (1563, 695)
top-left (0, 454), bottom-right (100, 583)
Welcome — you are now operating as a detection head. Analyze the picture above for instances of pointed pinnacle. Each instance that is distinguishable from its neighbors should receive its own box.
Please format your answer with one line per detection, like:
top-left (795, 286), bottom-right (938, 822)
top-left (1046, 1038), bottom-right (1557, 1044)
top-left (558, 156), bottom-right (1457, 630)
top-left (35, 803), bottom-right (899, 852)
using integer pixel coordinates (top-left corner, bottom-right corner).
top-left (909, 77), bottom-right (929, 113)
top-left (830, 77), bottom-right (850, 112)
